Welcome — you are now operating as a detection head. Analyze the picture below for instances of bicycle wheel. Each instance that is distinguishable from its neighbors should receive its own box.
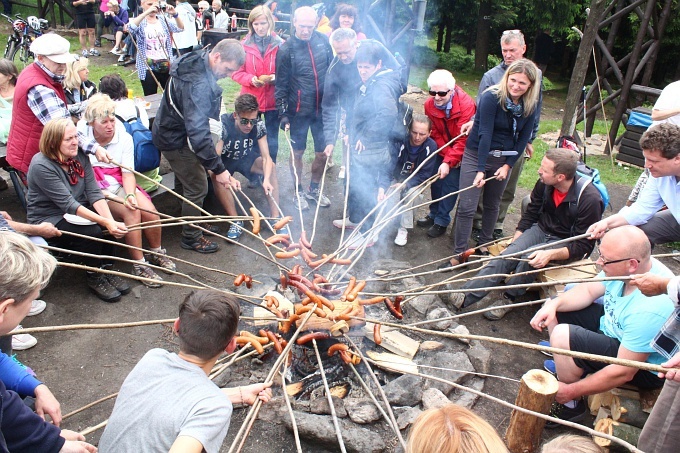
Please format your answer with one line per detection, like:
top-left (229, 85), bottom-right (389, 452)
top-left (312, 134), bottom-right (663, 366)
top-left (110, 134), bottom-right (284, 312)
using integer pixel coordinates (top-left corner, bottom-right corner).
top-left (4, 39), bottom-right (17, 60)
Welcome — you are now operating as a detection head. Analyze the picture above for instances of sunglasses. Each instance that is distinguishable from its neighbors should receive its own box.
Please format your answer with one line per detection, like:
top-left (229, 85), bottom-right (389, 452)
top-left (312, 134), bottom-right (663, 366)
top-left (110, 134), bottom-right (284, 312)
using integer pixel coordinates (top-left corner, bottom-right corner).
top-left (502, 29), bottom-right (522, 35)
top-left (595, 245), bottom-right (639, 266)
top-left (429, 89), bottom-right (450, 97)
top-left (238, 117), bottom-right (258, 126)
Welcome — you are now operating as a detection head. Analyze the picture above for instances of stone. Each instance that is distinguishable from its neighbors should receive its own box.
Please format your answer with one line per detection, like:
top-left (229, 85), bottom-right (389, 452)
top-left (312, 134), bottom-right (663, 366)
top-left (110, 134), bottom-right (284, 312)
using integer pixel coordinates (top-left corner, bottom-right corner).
top-left (283, 411), bottom-right (385, 453)
top-left (344, 398), bottom-right (382, 424)
top-left (310, 395), bottom-right (347, 418)
top-left (420, 340), bottom-right (445, 351)
top-left (450, 377), bottom-right (484, 409)
top-left (383, 375), bottom-right (423, 406)
top-left (466, 341), bottom-right (491, 374)
top-left (372, 259), bottom-right (412, 272)
top-left (419, 351), bottom-right (475, 395)
top-left (408, 294), bottom-right (435, 315)
top-left (256, 397), bottom-right (285, 422)
top-left (396, 406), bottom-right (422, 430)
top-left (421, 388), bottom-right (450, 410)
top-left (426, 307), bottom-right (453, 331)
top-left (449, 324), bottom-right (471, 344)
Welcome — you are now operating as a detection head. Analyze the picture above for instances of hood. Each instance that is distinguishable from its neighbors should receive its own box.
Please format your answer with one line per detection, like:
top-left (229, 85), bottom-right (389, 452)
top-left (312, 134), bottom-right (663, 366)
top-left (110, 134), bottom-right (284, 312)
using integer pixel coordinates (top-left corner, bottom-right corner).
top-left (243, 32), bottom-right (284, 50)
top-left (366, 68), bottom-right (401, 93)
top-left (170, 50), bottom-right (214, 84)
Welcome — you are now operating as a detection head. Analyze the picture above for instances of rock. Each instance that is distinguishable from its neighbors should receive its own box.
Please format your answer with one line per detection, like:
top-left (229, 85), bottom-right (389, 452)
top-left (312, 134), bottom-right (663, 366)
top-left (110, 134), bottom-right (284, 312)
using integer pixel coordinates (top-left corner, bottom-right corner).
top-left (310, 395), bottom-right (348, 417)
top-left (396, 406), bottom-right (422, 430)
top-left (131, 286), bottom-right (142, 298)
top-left (420, 340), bottom-right (445, 351)
top-left (466, 341), bottom-right (491, 374)
top-left (450, 377), bottom-right (484, 409)
top-left (344, 398), bottom-right (382, 424)
top-left (408, 294), bottom-right (435, 315)
top-left (372, 259), bottom-right (412, 272)
top-left (426, 307), bottom-right (453, 331)
top-left (421, 388), bottom-right (450, 410)
top-left (283, 411), bottom-right (385, 453)
top-left (383, 375), bottom-right (423, 406)
top-left (291, 400), bottom-right (310, 412)
top-left (419, 351), bottom-right (475, 395)
top-left (257, 397), bottom-right (285, 422)
top-left (449, 324), bottom-right (471, 344)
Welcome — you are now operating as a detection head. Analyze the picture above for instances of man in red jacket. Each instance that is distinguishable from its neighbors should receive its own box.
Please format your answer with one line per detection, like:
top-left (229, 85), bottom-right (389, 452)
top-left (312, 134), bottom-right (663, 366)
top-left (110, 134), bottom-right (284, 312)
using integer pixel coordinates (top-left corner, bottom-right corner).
top-left (416, 69), bottom-right (476, 237)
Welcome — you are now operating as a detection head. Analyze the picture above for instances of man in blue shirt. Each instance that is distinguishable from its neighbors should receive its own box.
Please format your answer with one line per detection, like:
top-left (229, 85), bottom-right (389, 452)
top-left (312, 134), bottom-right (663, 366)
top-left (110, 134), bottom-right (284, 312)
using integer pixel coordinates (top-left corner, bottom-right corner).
top-left (590, 123), bottom-right (680, 245)
top-left (530, 226), bottom-right (674, 426)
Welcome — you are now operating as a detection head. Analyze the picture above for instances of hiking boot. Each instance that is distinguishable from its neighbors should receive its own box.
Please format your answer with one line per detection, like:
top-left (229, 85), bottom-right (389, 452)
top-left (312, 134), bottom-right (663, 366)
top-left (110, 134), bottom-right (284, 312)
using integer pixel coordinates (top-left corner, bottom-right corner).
top-left (483, 296), bottom-right (515, 320)
top-left (346, 231), bottom-right (376, 250)
top-left (86, 273), bottom-right (122, 303)
top-left (11, 326), bottom-right (37, 351)
top-left (101, 265), bottom-right (131, 295)
top-left (545, 398), bottom-right (587, 428)
top-left (333, 217), bottom-right (359, 229)
top-left (293, 194), bottom-right (309, 210)
top-left (181, 236), bottom-right (219, 253)
top-left (493, 228), bottom-right (504, 240)
top-left (305, 187), bottom-right (331, 207)
top-left (394, 227), bottom-right (408, 246)
top-left (133, 263), bottom-right (163, 288)
top-left (538, 340), bottom-right (552, 357)
top-left (416, 215), bottom-right (435, 227)
top-left (427, 224), bottom-right (447, 238)
top-left (28, 299), bottom-right (46, 317)
top-left (227, 220), bottom-right (244, 241)
top-left (145, 249), bottom-right (176, 273)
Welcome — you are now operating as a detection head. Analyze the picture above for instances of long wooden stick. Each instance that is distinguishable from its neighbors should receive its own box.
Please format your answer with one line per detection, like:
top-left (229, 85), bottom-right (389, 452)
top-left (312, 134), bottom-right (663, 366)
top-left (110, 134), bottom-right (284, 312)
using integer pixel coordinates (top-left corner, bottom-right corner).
top-left (62, 392), bottom-right (118, 421)
top-left (312, 339), bottom-right (347, 453)
top-left (280, 357), bottom-right (303, 453)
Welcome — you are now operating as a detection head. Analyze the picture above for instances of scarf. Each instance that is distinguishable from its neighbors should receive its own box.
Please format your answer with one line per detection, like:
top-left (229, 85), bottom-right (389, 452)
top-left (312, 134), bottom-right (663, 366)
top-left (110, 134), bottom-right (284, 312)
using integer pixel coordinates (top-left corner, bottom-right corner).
top-left (504, 97), bottom-right (524, 142)
top-left (57, 157), bottom-right (85, 185)
top-left (253, 34), bottom-right (271, 57)
top-left (434, 90), bottom-right (454, 119)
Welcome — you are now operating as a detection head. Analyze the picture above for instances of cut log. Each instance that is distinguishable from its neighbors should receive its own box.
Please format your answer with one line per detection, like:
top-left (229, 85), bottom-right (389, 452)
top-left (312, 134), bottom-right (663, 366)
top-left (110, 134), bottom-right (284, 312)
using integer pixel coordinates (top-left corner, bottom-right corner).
top-left (593, 407), bottom-right (612, 427)
top-left (593, 418), bottom-right (642, 452)
top-left (365, 350), bottom-right (418, 375)
top-left (611, 395), bottom-right (649, 429)
top-left (505, 369), bottom-right (560, 453)
top-left (251, 291), bottom-right (294, 326)
top-left (295, 301), bottom-right (365, 331)
top-left (363, 323), bottom-right (420, 359)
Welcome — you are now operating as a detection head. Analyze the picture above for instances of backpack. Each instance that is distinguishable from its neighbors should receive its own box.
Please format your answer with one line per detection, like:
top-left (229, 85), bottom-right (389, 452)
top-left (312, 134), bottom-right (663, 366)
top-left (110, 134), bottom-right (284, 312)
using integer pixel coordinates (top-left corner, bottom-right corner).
top-left (556, 135), bottom-right (610, 209)
top-left (390, 99), bottom-right (413, 143)
top-left (116, 107), bottom-right (160, 173)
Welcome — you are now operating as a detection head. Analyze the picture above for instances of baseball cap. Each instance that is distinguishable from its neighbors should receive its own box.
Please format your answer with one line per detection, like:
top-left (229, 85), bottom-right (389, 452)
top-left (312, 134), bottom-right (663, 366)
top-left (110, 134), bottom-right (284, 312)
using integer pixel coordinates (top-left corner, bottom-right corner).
top-left (30, 33), bottom-right (75, 64)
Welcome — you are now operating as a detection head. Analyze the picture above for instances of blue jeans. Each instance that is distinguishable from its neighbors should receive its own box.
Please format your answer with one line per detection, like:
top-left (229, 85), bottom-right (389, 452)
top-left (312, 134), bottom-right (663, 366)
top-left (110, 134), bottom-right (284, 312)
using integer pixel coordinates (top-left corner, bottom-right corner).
top-left (428, 154), bottom-right (461, 227)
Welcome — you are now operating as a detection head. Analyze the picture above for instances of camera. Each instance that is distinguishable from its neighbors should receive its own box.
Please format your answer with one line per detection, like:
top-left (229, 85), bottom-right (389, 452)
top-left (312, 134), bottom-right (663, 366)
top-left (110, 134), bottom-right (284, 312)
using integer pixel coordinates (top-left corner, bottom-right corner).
top-left (159, 1), bottom-right (167, 11)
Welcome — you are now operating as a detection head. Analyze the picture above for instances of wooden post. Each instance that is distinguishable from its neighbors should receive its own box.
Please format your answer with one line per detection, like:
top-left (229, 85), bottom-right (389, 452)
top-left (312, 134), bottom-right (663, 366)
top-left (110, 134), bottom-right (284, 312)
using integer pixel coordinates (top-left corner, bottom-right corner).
top-left (505, 369), bottom-right (559, 453)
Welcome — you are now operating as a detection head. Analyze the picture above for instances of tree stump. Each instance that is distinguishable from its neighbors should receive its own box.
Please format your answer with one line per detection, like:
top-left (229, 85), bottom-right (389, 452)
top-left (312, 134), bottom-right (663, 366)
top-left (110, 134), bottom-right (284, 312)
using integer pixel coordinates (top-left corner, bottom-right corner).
top-left (593, 418), bottom-right (642, 452)
top-left (505, 369), bottom-right (559, 453)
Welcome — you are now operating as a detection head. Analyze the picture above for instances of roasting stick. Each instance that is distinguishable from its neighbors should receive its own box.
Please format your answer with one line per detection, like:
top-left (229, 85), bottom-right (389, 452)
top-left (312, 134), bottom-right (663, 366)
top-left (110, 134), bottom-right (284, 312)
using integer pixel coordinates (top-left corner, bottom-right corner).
top-left (348, 363), bottom-right (401, 436)
top-left (309, 153), bottom-right (332, 245)
top-left (337, 145), bottom-right (352, 249)
top-left (229, 185), bottom-right (277, 236)
top-left (228, 310), bottom-right (316, 453)
top-left (344, 335), bottom-right (407, 450)
top-left (280, 357), bottom-right (303, 453)
top-left (363, 358), bottom-right (641, 453)
top-left (283, 131), bottom-right (307, 234)
top-left (311, 339), bottom-right (347, 453)
top-left (62, 392), bottom-right (118, 421)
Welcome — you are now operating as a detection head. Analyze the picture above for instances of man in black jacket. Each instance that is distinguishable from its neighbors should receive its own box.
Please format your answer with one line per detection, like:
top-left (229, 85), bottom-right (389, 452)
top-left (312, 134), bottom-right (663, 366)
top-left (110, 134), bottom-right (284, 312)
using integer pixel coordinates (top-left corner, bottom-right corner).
top-left (275, 6), bottom-right (333, 210)
top-left (451, 148), bottom-right (604, 319)
top-left (153, 39), bottom-right (245, 253)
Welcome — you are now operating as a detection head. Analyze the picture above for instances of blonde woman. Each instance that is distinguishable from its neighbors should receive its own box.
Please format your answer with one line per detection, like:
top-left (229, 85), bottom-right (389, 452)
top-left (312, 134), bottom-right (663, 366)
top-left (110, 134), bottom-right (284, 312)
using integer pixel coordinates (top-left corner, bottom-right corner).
top-left (542, 435), bottom-right (603, 452)
top-left (78, 94), bottom-right (175, 287)
top-left (63, 56), bottom-right (97, 109)
top-left (103, 0), bottom-right (129, 55)
top-left (407, 404), bottom-right (508, 453)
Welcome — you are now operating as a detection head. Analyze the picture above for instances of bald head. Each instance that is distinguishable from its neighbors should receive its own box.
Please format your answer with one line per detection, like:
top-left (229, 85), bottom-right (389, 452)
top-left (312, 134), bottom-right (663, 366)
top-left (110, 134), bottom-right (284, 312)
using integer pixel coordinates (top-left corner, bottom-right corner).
top-left (599, 226), bottom-right (651, 275)
top-left (294, 6), bottom-right (318, 41)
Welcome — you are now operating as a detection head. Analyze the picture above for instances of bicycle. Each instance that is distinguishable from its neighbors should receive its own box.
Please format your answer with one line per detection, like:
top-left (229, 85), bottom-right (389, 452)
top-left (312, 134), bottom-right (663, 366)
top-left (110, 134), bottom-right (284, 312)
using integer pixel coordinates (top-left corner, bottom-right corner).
top-left (2, 14), bottom-right (49, 66)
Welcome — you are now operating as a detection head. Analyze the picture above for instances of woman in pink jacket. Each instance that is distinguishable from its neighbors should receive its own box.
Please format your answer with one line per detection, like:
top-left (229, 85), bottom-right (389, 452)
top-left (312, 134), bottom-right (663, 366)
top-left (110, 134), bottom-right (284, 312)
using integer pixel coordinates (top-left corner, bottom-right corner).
top-left (231, 5), bottom-right (283, 162)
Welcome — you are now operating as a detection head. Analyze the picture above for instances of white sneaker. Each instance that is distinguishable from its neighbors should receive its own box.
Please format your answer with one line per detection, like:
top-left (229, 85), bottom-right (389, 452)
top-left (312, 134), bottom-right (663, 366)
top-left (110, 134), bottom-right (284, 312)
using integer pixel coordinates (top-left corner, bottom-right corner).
top-left (346, 231), bottom-right (376, 250)
top-left (27, 299), bottom-right (46, 317)
top-left (333, 217), bottom-right (359, 229)
top-left (338, 166), bottom-right (346, 179)
top-left (11, 326), bottom-right (37, 351)
top-left (293, 195), bottom-right (309, 210)
top-left (394, 228), bottom-right (408, 246)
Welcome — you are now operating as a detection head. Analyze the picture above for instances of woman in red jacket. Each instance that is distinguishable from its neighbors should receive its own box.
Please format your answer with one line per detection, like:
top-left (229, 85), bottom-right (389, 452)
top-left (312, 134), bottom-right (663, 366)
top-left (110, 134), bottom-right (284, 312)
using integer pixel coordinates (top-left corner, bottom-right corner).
top-left (231, 5), bottom-right (283, 162)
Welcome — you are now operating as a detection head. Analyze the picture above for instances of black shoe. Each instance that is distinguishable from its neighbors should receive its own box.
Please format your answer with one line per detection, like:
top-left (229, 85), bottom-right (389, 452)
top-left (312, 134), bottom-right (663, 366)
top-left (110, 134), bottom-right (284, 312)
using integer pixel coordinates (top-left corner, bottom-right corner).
top-left (101, 265), bottom-right (132, 295)
top-left (416, 215), bottom-right (435, 227)
top-left (94, 39), bottom-right (101, 47)
top-left (545, 398), bottom-right (587, 428)
top-left (181, 236), bottom-right (219, 253)
top-left (86, 273), bottom-right (122, 303)
top-left (248, 175), bottom-right (263, 188)
top-left (427, 224), bottom-right (447, 238)
top-left (493, 229), bottom-right (504, 240)
top-left (471, 227), bottom-right (481, 243)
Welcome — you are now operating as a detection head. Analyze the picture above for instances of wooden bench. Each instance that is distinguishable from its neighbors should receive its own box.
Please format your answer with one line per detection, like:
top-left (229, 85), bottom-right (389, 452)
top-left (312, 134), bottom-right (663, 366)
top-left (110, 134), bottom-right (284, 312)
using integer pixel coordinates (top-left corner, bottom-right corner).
top-left (101, 33), bottom-right (116, 43)
top-left (146, 172), bottom-right (175, 198)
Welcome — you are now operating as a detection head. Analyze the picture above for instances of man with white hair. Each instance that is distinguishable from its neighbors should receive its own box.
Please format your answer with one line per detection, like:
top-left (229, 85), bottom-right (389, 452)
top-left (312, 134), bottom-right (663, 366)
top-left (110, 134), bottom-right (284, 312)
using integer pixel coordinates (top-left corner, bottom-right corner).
top-left (211, 0), bottom-right (229, 29)
top-left (6, 33), bottom-right (109, 178)
top-left (415, 69), bottom-right (475, 237)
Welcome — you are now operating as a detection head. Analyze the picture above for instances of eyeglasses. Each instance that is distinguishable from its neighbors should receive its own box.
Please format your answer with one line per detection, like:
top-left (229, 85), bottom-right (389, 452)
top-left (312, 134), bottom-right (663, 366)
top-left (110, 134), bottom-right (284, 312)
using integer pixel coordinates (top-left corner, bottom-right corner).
top-left (595, 245), bottom-right (639, 266)
top-left (502, 29), bottom-right (522, 36)
top-left (428, 89), bottom-right (450, 97)
top-left (238, 117), bottom-right (258, 126)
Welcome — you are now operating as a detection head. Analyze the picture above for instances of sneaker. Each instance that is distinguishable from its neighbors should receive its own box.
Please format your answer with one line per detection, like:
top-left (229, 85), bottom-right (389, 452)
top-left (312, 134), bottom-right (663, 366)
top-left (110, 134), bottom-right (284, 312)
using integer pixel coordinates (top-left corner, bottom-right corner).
top-left (101, 265), bottom-right (132, 295)
top-left (346, 231), bottom-right (376, 250)
top-left (27, 299), bottom-right (46, 317)
top-left (109, 46), bottom-right (119, 53)
top-left (333, 217), bottom-right (359, 230)
top-left (305, 187), bottom-right (331, 207)
top-left (483, 297), bottom-right (514, 320)
top-left (545, 398), bottom-right (587, 428)
top-left (394, 227), bottom-right (408, 246)
top-left (227, 220), bottom-right (244, 241)
top-left (493, 229), bottom-right (504, 240)
top-left (133, 263), bottom-right (163, 288)
top-left (94, 39), bottom-right (101, 47)
top-left (86, 273), bottom-right (122, 303)
top-left (11, 326), bottom-right (37, 351)
top-left (117, 54), bottom-right (127, 63)
top-left (538, 340), bottom-right (552, 357)
top-left (181, 236), bottom-right (220, 253)
top-left (11, 354), bottom-right (36, 376)
top-left (338, 166), bottom-right (345, 179)
top-left (89, 48), bottom-right (100, 57)
top-left (448, 293), bottom-right (465, 310)
top-left (82, 49), bottom-right (89, 58)
top-left (544, 359), bottom-right (556, 376)
top-left (427, 224), bottom-right (447, 238)
top-left (416, 215), bottom-right (435, 227)
top-left (293, 195), bottom-right (309, 210)
top-left (145, 249), bottom-right (176, 273)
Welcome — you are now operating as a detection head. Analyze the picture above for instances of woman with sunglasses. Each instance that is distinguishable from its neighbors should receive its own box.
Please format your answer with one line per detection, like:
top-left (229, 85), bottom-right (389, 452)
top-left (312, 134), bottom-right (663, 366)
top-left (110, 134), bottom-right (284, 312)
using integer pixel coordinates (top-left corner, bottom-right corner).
top-left (26, 118), bottom-right (130, 303)
top-left (442, 58), bottom-right (540, 270)
top-left (231, 5), bottom-right (283, 163)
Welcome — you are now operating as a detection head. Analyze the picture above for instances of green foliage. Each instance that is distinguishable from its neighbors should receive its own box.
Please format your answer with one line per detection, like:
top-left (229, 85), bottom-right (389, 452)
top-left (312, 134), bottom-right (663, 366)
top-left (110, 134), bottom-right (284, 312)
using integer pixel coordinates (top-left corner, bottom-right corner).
top-left (542, 76), bottom-right (553, 92)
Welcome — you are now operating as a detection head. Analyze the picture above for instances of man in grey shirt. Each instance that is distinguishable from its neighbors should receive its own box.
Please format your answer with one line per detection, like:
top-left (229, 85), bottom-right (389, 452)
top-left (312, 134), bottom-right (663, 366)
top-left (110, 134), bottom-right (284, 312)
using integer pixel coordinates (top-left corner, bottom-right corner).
top-left (99, 291), bottom-right (272, 453)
